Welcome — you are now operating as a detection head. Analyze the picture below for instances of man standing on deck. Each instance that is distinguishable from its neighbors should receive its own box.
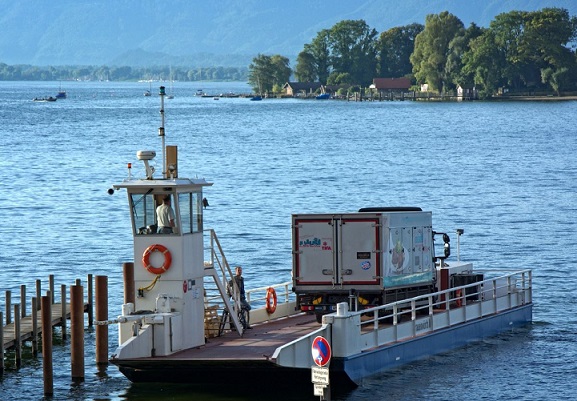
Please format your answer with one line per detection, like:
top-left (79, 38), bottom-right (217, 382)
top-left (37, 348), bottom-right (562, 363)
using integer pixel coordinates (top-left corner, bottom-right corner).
top-left (228, 266), bottom-right (252, 329)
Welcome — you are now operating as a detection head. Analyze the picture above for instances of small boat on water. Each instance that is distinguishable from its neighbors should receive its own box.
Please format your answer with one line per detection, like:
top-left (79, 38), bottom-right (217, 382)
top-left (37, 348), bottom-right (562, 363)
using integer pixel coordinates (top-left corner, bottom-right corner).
top-left (316, 93), bottom-right (330, 99)
top-left (33, 96), bottom-right (57, 102)
top-left (250, 95), bottom-right (262, 101)
top-left (55, 82), bottom-right (67, 99)
top-left (103, 86), bottom-right (533, 396)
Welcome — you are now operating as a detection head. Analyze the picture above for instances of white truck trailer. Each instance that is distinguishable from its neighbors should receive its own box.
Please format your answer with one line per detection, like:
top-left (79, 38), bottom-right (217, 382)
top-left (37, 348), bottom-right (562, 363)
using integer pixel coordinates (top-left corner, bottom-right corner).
top-left (292, 207), bottom-right (451, 322)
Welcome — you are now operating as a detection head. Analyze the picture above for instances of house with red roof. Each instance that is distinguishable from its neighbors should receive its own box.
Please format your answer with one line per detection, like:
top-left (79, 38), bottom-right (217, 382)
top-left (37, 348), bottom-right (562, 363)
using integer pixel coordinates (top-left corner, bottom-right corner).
top-left (371, 77), bottom-right (412, 94)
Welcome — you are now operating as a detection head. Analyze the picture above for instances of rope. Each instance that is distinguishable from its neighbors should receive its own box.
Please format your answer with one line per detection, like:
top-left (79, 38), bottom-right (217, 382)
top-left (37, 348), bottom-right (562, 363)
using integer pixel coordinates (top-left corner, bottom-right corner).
top-left (138, 274), bottom-right (161, 293)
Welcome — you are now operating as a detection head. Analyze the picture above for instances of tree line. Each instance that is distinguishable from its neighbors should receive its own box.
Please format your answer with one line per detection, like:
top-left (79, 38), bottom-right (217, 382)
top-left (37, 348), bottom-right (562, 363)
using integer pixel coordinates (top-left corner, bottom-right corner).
top-left (0, 64), bottom-right (248, 82)
top-left (248, 8), bottom-right (577, 98)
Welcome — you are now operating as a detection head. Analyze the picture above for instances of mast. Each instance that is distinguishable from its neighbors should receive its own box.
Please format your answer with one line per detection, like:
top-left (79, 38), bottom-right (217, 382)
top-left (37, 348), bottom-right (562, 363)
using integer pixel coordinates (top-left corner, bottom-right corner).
top-left (159, 86), bottom-right (166, 179)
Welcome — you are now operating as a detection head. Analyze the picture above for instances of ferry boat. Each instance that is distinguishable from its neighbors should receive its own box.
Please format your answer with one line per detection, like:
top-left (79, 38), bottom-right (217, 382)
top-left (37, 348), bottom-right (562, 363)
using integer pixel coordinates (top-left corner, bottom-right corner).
top-left (104, 87), bottom-right (533, 395)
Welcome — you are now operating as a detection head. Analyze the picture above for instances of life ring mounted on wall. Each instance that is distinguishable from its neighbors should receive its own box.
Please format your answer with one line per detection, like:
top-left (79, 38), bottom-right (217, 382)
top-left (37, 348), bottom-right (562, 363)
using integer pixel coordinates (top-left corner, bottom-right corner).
top-left (142, 244), bottom-right (172, 275)
top-left (265, 287), bottom-right (277, 314)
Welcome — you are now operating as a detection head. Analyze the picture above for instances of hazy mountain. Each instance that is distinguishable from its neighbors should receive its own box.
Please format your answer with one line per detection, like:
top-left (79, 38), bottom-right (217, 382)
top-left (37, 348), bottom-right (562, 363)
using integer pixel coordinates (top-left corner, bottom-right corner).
top-left (1, 0), bottom-right (575, 67)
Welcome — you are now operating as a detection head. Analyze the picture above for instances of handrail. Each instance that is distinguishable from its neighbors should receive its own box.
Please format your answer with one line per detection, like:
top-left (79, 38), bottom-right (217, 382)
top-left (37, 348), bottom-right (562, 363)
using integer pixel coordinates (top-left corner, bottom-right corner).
top-left (203, 229), bottom-right (244, 333)
top-left (350, 269), bottom-right (532, 353)
top-left (245, 281), bottom-right (294, 307)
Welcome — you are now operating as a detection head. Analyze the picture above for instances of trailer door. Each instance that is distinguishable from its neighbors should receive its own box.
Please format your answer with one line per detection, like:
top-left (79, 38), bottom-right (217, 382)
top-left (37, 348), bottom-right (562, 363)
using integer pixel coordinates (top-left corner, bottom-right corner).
top-left (294, 218), bottom-right (336, 285)
top-left (338, 217), bottom-right (380, 285)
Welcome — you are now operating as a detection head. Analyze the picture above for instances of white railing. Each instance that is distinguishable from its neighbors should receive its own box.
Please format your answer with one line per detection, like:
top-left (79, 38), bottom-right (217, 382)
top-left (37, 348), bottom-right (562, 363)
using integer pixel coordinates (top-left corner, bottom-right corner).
top-left (351, 269), bottom-right (532, 354)
top-left (245, 281), bottom-right (298, 324)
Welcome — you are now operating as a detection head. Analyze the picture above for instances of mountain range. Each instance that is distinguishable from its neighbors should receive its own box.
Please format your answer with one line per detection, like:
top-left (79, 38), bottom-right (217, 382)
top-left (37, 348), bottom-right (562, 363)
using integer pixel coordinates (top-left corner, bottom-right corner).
top-left (1, 0), bottom-right (576, 68)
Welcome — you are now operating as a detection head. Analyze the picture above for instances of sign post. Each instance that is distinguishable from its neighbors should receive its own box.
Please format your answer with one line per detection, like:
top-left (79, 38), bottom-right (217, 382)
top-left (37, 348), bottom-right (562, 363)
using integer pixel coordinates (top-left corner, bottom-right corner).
top-left (311, 336), bottom-right (331, 400)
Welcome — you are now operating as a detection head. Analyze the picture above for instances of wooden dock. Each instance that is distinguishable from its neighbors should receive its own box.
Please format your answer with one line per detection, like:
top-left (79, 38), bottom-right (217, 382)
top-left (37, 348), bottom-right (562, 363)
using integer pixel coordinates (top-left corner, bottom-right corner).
top-left (2, 301), bottom-right (89, 352)
top-left (1, 274), bottom-right (94, 355)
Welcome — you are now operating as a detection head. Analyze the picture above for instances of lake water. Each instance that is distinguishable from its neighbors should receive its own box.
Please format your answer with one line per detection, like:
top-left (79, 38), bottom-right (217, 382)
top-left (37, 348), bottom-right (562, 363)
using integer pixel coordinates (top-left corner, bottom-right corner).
top-left (0, 81), bottom-right (576, 400)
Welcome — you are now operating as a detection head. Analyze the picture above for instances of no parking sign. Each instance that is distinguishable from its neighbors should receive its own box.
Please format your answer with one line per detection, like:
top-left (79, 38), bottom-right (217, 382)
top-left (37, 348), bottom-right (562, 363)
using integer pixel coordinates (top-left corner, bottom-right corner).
top-left (311, 336), bottom-right (331, 367)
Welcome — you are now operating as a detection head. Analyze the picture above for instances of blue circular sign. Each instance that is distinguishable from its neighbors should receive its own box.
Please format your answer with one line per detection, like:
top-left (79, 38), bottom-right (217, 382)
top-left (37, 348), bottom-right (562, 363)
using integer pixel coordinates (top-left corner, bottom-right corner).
top-left (311, 336), bottom-right (331, 367)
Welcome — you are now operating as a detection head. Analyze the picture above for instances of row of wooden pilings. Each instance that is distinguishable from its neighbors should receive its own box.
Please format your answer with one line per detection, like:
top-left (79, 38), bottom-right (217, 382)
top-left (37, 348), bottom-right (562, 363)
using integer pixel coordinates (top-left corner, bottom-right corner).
top-left (1, 273), bottom-right (111, 397)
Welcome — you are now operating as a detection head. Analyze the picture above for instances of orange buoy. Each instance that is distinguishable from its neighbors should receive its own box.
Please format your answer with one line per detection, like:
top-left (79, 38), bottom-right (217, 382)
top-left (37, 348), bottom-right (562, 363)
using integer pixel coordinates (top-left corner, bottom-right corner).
top-left (265, 287), bottom-right (277, 314)
top-left (142, 244), bottom-right (172, 275)
top-left (455, 289), bottom-right (463, 307)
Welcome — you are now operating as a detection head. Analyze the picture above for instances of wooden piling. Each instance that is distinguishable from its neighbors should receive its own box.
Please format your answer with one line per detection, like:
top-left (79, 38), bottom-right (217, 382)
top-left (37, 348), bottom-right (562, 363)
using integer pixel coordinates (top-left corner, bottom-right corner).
top-left (95, 275), bottom-right (108, 364)
top-left (32, 297), bottom-right (39, 356)
top-left (61, 284), bottom-right (67, 340)
top-left (36, 279), bottom-right (42, 310)
top-left (14, 304), bottom-right (21, 367)
top-left (0, 312), bottom-right (3, 375)
top-left (71, 285), bottom-right (85, 380)
top-left (21, 285), bottom-right (26, 318)
top-left (49, 275), bottom-right (55, 304)
top-left (2, 274), bottom-right (93, 375)
top-left (5, 290), bottom-right (11, 325)
top-left (41, 295), bottom-right (53, 396)
top-left (87, 274), bottom-right (94, 326)
top-left (123, 262), bottom-right (135, 305)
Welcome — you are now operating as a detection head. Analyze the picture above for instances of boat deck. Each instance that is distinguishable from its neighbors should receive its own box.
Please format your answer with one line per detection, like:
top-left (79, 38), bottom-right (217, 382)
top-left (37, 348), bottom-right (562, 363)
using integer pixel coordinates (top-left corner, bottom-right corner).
top-left (137, 313), bottom-right (318, 362)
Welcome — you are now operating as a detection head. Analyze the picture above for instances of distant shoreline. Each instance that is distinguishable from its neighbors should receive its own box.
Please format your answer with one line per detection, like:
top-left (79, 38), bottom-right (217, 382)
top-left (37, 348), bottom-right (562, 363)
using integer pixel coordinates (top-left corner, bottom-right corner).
top-left (492, 95), bottom-right (577, 101)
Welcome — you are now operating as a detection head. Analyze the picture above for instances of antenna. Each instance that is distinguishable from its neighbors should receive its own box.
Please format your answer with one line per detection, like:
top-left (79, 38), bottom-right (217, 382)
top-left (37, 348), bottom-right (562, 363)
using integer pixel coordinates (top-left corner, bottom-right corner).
top-left (159, 86), bottom-right (166, 178)
top-left (137, 150), bottom-right (156, 179)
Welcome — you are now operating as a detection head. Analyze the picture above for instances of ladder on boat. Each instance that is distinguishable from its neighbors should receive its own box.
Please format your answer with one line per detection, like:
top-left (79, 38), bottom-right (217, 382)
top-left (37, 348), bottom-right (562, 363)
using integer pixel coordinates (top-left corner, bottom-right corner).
top-left (203, 229), bottom-right (245, 336)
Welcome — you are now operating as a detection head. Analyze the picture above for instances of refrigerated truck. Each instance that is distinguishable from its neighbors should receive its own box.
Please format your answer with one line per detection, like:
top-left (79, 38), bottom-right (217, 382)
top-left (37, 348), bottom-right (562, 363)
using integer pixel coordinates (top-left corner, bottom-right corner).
top-left (292, 207), bottom-right (449, 322)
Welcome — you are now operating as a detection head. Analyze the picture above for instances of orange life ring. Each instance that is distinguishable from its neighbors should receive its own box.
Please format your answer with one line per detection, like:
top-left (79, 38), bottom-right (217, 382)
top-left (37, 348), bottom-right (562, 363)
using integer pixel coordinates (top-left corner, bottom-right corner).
top-left (142, 244), bottom-right (172, 275)
top-left (265, 287), bottom-right (277, 314)
top-left (455, 289), bottom-right (463, 307)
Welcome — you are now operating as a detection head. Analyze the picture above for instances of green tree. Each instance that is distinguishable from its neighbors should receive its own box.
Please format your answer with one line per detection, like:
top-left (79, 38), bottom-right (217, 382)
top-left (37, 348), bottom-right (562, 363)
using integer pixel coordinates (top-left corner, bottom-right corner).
top-left (248, 54), bottom-right (291, 94)
top-left (541, 67), bottom-right (569, 95)
top-left (411, 12), bottom-right (465, 92)
top-left (294, 51), bottom-right (317, 82)
top-left (327, 72), bottom-right (352, 85)
top-left (490, 10), bottom-right (537, 89)
top-left (270, 55), bottom-right (292, 88)
top-left (461, 30), bottom-right (506, 98)
top-left (329, 20), bottom-right (378, 86)
top-left (248, 54), bottom-right (273, 94)
top-left (302, 29), bottom-right (331, 84)
top-left (446, 23), bottom-right (485, 88)
top-left (377, 23), bottom-right (423, 78)
top-left (526, 8), bottom-right (577, 92)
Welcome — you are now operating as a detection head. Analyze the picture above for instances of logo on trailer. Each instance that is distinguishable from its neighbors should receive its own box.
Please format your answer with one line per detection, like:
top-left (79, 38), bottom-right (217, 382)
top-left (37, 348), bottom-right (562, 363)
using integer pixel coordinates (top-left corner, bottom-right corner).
top-left (311, 336), bottom-right (331, 367)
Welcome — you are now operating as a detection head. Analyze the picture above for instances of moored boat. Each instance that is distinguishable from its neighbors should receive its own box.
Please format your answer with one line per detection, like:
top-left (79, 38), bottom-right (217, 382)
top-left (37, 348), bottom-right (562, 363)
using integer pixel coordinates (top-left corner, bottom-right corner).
top-left (103, 86), bottom-right (533, 395)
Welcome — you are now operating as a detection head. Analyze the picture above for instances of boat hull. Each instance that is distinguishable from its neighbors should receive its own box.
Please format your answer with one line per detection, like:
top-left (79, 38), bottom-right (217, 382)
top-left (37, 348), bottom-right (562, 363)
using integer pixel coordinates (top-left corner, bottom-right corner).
top-left (112, 304), bottom-right (531, 389)
top-left (115, 359), bottom-right (302, 381)
top-left (334, 304), bottom-right (533, 385)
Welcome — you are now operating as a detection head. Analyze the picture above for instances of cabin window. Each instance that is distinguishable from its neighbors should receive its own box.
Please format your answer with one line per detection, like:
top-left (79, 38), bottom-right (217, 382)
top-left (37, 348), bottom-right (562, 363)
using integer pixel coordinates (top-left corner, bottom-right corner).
top-left (130, 192), bottom-right (157, 235)
top-left (178, 192), bottom-right (203, 234)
